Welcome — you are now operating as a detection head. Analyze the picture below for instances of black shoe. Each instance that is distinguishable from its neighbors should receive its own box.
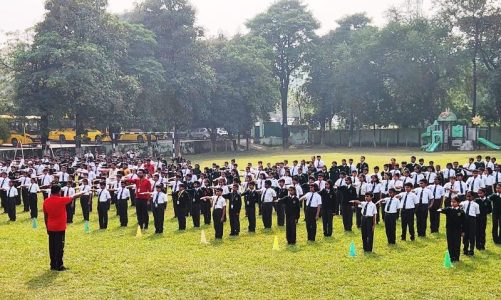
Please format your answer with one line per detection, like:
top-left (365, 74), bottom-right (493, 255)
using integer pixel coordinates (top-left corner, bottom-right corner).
top-left (56, 266), bottom-right (68, 271)
top-left (468, 251), bottom-right (474, 256)
top-left (410, 236), bottom-right (415, 241)
top-left (463, 250), bottom-right (469, 255)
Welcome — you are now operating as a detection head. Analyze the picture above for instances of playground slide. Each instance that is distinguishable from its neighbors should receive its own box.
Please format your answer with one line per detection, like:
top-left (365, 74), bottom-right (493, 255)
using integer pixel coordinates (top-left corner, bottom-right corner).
top-left (477, 138), bottom-right (501, 150)
top-left (425, 142), bottom-right (440, 153)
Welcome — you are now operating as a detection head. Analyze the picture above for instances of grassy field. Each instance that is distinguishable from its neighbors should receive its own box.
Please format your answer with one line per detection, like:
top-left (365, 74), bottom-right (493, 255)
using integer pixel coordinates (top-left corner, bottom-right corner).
top-left (1, 148), bottom-right (501, 299)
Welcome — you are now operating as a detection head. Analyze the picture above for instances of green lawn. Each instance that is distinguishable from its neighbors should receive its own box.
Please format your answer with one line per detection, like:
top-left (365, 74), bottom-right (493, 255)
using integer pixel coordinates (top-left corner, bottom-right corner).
top-left (1, 149), bottom-right (500, 299)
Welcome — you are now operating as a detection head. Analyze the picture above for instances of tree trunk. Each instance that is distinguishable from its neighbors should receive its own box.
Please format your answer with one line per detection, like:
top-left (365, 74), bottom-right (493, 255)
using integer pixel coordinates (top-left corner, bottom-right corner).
top-left (40, 114), bottom-right (49, 148)
top-left (173, 126), bottom-right (181, 159)
top-left (320, 120), bottom-right (326, 146)
top-left (472, 50), bottom-right (478, 117)
top-left (210, 127), bottom-right (217, 153)
top-left (280, 81), bottom-right (289, 149)
top-left (75, 114), bottom-right (82, 157)
top-left (348, 112), bottom-right (354, 148)
top-left (246, 133), bottom-right (250, 151)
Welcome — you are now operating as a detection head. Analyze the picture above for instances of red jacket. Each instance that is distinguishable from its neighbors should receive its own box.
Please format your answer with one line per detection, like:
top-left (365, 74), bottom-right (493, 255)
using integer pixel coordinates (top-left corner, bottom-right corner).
top-left (131, 178), bottom-right (152, 200)
top-left (43, 195), bottom-right (73, 231)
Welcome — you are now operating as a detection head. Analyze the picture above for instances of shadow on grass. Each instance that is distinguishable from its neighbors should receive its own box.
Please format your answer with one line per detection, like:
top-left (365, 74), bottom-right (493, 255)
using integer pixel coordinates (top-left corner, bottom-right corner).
top-left (285, 244), bottom-right (302, 253)
top-left (26, 270), bottom-right (59, 289)
top-left (210, 239), bottom-right (224, 247)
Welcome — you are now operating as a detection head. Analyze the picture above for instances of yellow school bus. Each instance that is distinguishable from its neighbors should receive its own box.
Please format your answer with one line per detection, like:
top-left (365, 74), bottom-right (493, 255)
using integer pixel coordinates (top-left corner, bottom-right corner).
top-left (0, 115), bottom-right (40, 147)
top-left (48, 128), bottom-right (105, 143)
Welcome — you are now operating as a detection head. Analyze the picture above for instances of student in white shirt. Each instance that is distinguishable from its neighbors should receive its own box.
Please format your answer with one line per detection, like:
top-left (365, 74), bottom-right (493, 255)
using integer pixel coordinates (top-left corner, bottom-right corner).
top-left (116, 181), bottom-right (131, 227)
top-left (397, 183), bottom-right (418, 241)
top-left (61, 179), bottom-right (76, 223)
top-left (151, 184), bottom-right (167, 234)
top-left (414, 179), bottom-right (434, 237)
top-left (259, 180), bottom-right (277, 229)
top-left (299, 183), bottom-right (322, 242)
top-left (461, 191), bottom-right (481, 256)
top-left (27, 177), bottom-right (40, 219)
top-left (79, 178), bottom-right (93, 222)
top-left (351, 192), bottom-right (377, 252)
top-left (201, 187), bottom-right (227, 239)
top-left (378, 188), bottom-right (401, 244)
top-left (5, 180), bottom-right (18, 221)
top-left (428, 177), bottom-right (445, 233)
top-left (96, 182), bottom-right (112, 229)
top-left (466, 170), bottom-right (485, 196)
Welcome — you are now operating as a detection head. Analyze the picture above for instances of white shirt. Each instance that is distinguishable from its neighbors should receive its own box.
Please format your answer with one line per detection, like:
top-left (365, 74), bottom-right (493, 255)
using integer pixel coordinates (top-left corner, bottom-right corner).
top-left (303, 192), bottom-right (322, 208)
top-left (57, 172), bottom-right (70, 182)
top-left (314, 159), bottom-right (325, 171)
top-left (260, 187), bottom-right (277, 203)
top-left (212, 195), bottom-right (227, 209)
top-left (428, 184), bottom-right (445, 199)
top-left (7, 186), bottom-right (18, 197)
top-left (413, 187), bottom-right (433, 204)
top-left (494, 172), bottom-right (501, 184)
top-left (334, 178), bottom-right (346, 188)
top-left (382, 197), bottom-right (400, 213)
top-left (367, 182), bottom-right (381, 194)
top-left (97, 188), bottom-right (111, 202)
top-left (410, 173), bottom-right (424, 185)
top-left (151, 191), bottom-right (167, 205)
top-left (28, 183), bottom-right (40, 194)
top-left (79, 185), bottom-right (92, 196)
top-left (61, 186), bottom-right (75, 197)
top-left (381, 180), bottom-right (394, 194)
top-left (40, 174), bottom-right (53, 187)
top-left (116, 187), bottom-right (131, 200)
top-left (466, 176), bottom-right (485, 193)
top-left (461, 200), bottom-right (480, 217)
top-left (443, 168), bottom-right (456, 180)
top-left (398, 192), bottom-right (418, 209)
top-left (360, 201), bottom-right (377, 217)
top-left (0, 177), bottom-right (10, 189)
top-left (463, 163), bottom-right (476, 175)
top-left (424, 172), bottom-right (437, 184)
top-left (293, 183), bottom-right (303, 198)
top-left (315, 180), bottom-right (326, 191)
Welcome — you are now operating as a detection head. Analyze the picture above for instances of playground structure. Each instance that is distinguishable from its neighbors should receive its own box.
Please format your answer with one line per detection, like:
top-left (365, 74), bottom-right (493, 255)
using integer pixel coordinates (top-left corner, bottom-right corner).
top-left (421, 110), bottom-right (501, 152)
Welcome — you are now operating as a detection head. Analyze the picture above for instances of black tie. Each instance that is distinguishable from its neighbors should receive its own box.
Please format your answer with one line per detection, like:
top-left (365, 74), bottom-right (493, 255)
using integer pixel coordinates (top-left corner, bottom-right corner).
top-left (119, 189), bottom-right (123, 200)
top-left (459, 182), bottom-right (463, 194)
top-left (385, 180), bottom-right (389, 191)
top-left (308, 193), bottom-right (314, 207)
top-left (154, 193), bottom-right (159, 206)
top-left (403, 193), bottom-right (409, 209)
top-left (419, 190), bottom-right (424, 205)
top-left (363, 203), bottom-right (368, 216)
top-left (386, 198), bottom-right (393, 213)
top-left (433, 185), bottom-right (437, 199)
top-left (262, 188), bottom-right (267, 202)
top-left (466, 202), bottom-right (471, 216)
top-left (470, 179), bottom-right (474, 192)
top-left (98, 191), bottom-right (103, 202)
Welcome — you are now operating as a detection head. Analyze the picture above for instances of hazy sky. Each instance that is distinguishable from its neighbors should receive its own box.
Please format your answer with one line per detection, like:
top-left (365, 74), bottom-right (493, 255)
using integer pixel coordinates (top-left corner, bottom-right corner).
top-left (0, 0), bottom-right (432, 42)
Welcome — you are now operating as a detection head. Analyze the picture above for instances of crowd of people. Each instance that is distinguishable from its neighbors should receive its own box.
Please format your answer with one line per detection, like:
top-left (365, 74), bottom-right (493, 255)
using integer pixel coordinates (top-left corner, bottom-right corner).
top-left (1, 151), bottom-right (500, 270)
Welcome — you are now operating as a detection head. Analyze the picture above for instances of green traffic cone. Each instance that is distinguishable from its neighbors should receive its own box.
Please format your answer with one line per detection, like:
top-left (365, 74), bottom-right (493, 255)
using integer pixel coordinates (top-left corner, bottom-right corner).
top-left (84, 221), bottom-right (90, 233)
top-left (32, 218), bottom-right (38, 229)
top-left (444, 250), bottom-right (453, 269)
top-left (349, 241), bottom-right (356, 257)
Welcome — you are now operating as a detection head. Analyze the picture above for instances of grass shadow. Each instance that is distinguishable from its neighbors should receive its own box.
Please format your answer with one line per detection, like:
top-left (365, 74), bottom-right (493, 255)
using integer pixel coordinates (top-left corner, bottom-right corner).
top-left (285, 244), bottom-right (302, 253)
top-left (26, 270), bottom-right (59, 290)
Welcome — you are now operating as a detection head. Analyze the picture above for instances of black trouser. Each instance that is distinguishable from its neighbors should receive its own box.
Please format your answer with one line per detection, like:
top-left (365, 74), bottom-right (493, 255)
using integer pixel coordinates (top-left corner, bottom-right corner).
top-left (177, 206), bottom-right (187, 230)
top-left (213, 208), bottom-right (224, 239)
top-left (42, 191), bottom-right (49, 200)
top-left (21, 188), bottom-right (29, 212)
top-left (48, 231), bottom-right (65, 270)
top-left (415, 204), bottom-right (428, 236)
top-left (493, 212), bottom-right (501, 244)
top-left (135, 200), bottom-right (149, 230)
top-left (274, 202), bottom-right (285, 226)
top-left (191, 203), bottom-right (201, 228)
top-left (6, 197), bottom-right (16, 221)
top-left (286, 213), bottom-right (297, 244)
top-left (246, 206), bottom-right (256, 232)
top-left (66, 201), bottom-right (75, 223)
top-left (384, 213), bottom-right (397, 244)
top-left (447, 226), bottom-right (462, 261)
top-left (153, 203), bottom-right (166, 233)
top-left (321, 207), bottom-right (333, 237)
top-left (202, 201), bottom-right (211, 225)
top-left (130, 189), bottom-right (136, 206)
top-left (463, 216), bottom-right (476, 253)
top-left (0, 190), bottom-right (6, 213)
top-left (117, 198), bottom-right (128, 227)
top-left (172, 194), bottom-right (179, 218)
top-left (356, 207), bottom-right (362, 228)
top-left (29, 193), bottom-right (38, 219)
top-left (429, 198), bottom-right (442, 233)
top-left (80, 196), bottom-right (90, 221)
top-left (341, 204), bottom-right (353, 231)
top-left (374, 195), bottom-right (381, 223)
top-left (97, 201), bottom-right (109, 229)
top-left (361, 216), bottom-right (374, 252)
top-left (262, 202), bottom-right (273, 229)
top-left (476, 215), bottom-right (487, 250)
top-left (401, 208), bottom-right (415, 240)
top-left (305, 207), bottom-right (317, 241)
top-left (229, 211), bottom-right (240, 235)
top-left (333, 196), bottom-right (340, 215)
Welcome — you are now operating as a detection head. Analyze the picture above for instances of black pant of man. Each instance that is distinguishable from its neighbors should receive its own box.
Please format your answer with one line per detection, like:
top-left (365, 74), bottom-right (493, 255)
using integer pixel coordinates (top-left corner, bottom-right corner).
top-left (401, 208), bottom-right (415, 240)
top-left (305, 207), bottom-right (317, 241)
top-left (135, 200), bottom-right (149, 230)
top-left (415, 204), bottom-right (428, 237)
top-left (177, 206), bottom-right (186, 230)
top-left (493, 212), bottom-right (501, 244)
top-left (447, 226), bottom-right (462, 261)
top-left (191, 203), bottom-right (201, 228)
top-left (21, 187), bottom-right (30, 212)
top-left (341, 204), bottom-right (353, 231)
top-left (97, 201), bottom-right (109, 229)
top-left (6, 196), bottom-right (16, 221)
top-left (476, 215), bottom-right (487, 250)
top-left (29, 193), bottom-right (38, 219)
top-left (130, 189), bottom-right (136, 207)
top-left (213, 208), bottom-right (224, 239)
top-left (285, 213), bottom-right (297, 244)
top-left (42, 191), bottom-right (49, 201)
top-left (262, 202), bottom-right (273, 229)
top-left (361, 216), bottom-right (374, 252)
top-left (429, 198), bottom-right (442, 233)
top-left (117, 198), bottom-right (128, 227)
top-left (80, 196), bottom-right (90, 221)
top-left (321, 207), bottom-right (333, 237)
top-left (384, 212), bottom-right (397, 244)
top-left (48, 231), bottom-right (65, 270)
top-left (356, 207), bottom-right (362, 228)
top-left (172, 194), bottom-right (179, 218)
top-left (246, 206), bottom-right (256, 232)
top-left (66, 201), bottom-right (75, 223)
top-left (202, 201), bottom-right (211, 225)
top-left (0, 190), bottom-right (7, 213)
top-left (463, 216), bottom-right (476, 254)
top-left (274, 202), bottom-right (285, 226)
top-left (229, 211), bottom-right (240, 235)
top-left (153, 203), bottom-right (165, 234)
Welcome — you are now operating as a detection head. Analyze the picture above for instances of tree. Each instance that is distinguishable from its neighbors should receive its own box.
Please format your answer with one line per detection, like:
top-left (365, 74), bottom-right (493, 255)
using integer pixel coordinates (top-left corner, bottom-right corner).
top-left (247, 0), bottom-right (319, 149)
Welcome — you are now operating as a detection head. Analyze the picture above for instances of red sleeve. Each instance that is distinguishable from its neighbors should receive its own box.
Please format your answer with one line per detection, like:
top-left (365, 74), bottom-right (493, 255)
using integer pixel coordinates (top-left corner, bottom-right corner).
top-left (63, 196), bottom-right (73, 204)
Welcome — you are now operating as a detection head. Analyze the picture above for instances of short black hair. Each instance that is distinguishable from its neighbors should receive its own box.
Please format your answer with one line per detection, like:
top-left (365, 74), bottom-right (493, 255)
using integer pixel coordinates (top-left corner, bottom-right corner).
top-left (51, 185), bottom-right (62, 195)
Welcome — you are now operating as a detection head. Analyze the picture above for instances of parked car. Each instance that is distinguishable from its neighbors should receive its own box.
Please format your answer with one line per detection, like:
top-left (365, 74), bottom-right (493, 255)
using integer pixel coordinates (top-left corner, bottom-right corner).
top-left (190, 128), bottom-right (211, 140)
top-left (217, 128), bottom-right (229, 138)
top-left (102, 130), bottom-right (158, 143)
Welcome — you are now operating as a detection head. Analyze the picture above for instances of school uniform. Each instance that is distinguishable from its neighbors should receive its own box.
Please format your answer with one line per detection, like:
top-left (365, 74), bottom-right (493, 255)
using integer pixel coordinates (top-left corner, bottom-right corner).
top-left (151, 191), bottom-right (167, 234)
top-left (278, 196), bottom-right (300, 245)
top-left (410, 172), bottom-right (424, 188)
top-left (5, 186), bottom-right (18, 221)
top-left (381, 197), bottom-right (400, 244)
top-left (19, 176), bottom-right (31, 212)
top-left (355, 182), bottom-right (367, 228)
top-left (116, 186), bottom-right (131, 227)
top-left (428, 184), bottom-right (445, 233)
top-left (489, 193), bottom-right (501, 244)
top-left (260, 187), bottom-right (277, 229)
top-left (461, 200), bottom-right (480, 255)
top-left (96, 188), bottom-right (111, 229)
top-left (170, 180), bottom-right (182, 217)
top-left (399, 192), bottom-right (418, 241)
top-left (40, 174), bottom-right (53, 200)
top-left (440, 207), bottom-right (465, 261)
top-left (367, 182), bottom-right (381, 223)
top-left (0, 177), bottom-right (10, 213)
top-left (224, 191), bottom-right (242, 236)
top-left (27, 183), bottom-right (40, 218)
top-left (212, 196), bottom-right (226, 239)
top-left (189, 188), bottom-right (204, 228)
top-left (242, 189), bottom-right (259, 232)
top-left (176, 190), bottom-right (190, 230)
top-left (466, 176), bottom-right (484, 197)
top-left (413, 187), bottom-right (433, 236)
top-left (274, 187), bottom-right (288, 226)
top-left (303, 191), bottom-right (322, 241)
top-left (201, 187), bottom-right (213, 225)
top-left (339, 185), bottom-right (357, 231)
top-left (359, 201), bottom-right (377, 252)
top-left (319, 188), bottom-right (335, 237)
top-left (475, 197), bottom-right (492, 250)
top-left (61, 185), bottom-right (75, 223)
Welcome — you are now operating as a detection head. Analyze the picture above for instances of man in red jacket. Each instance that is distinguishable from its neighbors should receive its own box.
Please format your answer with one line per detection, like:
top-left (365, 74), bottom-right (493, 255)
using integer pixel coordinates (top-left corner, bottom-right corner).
top-left (43, 185), bottom-right (83, 271)
top-left (129, 169), bottom-right (152, 230)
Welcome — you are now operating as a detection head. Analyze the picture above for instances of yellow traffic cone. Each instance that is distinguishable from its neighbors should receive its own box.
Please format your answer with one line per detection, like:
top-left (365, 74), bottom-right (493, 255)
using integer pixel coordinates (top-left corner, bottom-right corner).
top-left (272, 235), bottom-right (279, 251)
top-left (200, 230), bottom-right (208, 244)
top-left (136, 225), bottom-right (142, 238)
